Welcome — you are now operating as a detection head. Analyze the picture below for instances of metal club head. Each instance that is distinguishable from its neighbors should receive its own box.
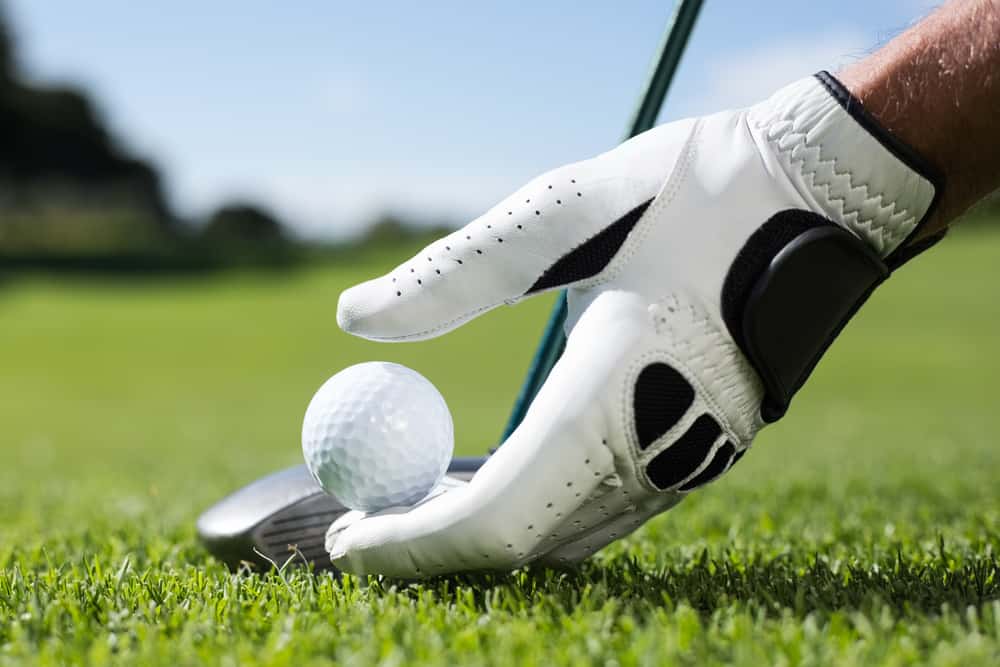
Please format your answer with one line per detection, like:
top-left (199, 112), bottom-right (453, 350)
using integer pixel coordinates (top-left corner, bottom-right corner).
top-left (197, 458), bottom-right (485, 571)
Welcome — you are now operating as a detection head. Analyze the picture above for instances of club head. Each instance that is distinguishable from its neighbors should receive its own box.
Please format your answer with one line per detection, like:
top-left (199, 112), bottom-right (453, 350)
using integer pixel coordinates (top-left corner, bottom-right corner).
top-left (197, 458), bottom-right (486, 572)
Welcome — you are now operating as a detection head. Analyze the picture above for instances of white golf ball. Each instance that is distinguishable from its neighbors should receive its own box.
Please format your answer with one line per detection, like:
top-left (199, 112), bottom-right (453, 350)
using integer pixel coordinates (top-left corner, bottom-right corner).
top-left (301, 362), bottom-right (454, 512)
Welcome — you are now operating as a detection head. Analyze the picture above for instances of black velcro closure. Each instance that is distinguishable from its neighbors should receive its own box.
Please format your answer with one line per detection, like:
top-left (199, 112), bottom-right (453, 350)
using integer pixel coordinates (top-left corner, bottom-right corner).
top-left (526, 199), bottom-right (652, 294)
top-left (723, 211), bottom-right (889, 422)
top-left (634, 363), bottom-right (695, 450)
top-left (645, 414), bottom-right (721, 491)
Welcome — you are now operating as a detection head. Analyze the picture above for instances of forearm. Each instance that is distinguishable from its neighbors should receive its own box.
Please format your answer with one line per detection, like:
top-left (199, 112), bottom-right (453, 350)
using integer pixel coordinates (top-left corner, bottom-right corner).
top-left (838, 0), bottom-right (1000, 235)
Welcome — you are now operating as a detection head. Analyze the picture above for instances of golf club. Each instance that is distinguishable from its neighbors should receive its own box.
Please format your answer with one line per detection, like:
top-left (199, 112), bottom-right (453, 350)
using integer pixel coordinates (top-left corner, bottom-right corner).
top-left (197, 458), bottom-right (484, 571)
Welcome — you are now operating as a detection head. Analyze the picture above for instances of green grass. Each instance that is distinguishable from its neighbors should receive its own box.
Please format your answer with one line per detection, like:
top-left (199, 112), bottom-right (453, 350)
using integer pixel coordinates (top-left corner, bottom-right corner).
top-left (1, 228), bottom-right (999, 665)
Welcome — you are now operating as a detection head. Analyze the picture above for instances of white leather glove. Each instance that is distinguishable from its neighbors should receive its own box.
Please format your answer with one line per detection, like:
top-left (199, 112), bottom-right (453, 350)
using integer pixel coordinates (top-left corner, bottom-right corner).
top-left (326, 72), bottom-right (942, 578)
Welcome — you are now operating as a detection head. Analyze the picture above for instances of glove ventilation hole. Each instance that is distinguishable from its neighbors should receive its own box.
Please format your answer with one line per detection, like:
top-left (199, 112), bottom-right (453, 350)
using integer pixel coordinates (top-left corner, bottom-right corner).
top-left (678, 441), bottom-right (736, 492)
top-left (645, 414), bottom-right (722, 491)
top-left (526, 199), bottom-right (652, 294)
top-left (634, 363), bottom-right (695, 450)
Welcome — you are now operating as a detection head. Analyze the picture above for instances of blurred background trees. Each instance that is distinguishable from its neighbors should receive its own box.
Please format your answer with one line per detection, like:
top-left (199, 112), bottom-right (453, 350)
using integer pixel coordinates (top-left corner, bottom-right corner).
top-left (0, 10), bottom-right (173, 259)
top-left (2, 5), bottom-right (994, 274)
top-left (0, 7), bottom-right (443, 273)
top-left (203, 205), bottom-right (285, 244)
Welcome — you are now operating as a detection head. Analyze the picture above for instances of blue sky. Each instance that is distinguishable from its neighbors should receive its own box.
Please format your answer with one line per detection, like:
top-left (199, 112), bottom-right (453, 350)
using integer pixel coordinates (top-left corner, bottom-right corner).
top-left (6, 0), bottom-right (933, 238)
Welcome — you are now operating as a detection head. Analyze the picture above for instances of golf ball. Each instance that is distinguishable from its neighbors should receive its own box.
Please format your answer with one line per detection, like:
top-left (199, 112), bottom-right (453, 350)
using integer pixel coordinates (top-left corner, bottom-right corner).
top-left (301, 362), bottom-right (454, 512)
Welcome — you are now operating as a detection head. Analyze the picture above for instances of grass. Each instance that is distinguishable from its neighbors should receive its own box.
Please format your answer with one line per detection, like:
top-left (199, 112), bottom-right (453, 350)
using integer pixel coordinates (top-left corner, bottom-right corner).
top-left (1, 227), bottom-right (999, 665)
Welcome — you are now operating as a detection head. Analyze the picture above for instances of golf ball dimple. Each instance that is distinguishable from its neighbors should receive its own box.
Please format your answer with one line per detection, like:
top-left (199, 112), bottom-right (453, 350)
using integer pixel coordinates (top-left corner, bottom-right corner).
top-left (301, 362), bottom-right (454, 512)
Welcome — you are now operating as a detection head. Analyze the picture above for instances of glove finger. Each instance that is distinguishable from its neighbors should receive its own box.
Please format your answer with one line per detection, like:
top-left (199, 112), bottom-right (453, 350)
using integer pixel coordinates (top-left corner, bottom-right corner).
top-left (324, 476), bottom-right (469, 555)
top-left (336, 123), bottom-right (691, 342)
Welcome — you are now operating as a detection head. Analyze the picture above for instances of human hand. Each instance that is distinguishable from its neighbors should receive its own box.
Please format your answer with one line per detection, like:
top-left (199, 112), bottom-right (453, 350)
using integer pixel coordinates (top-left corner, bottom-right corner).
top-left (326, 72), bottom-right (940, 578)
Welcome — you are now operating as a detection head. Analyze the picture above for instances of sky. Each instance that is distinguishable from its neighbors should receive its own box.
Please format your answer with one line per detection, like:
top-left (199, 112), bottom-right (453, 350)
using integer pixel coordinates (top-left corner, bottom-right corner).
top-left (5, 0), bottom-right (936, 239)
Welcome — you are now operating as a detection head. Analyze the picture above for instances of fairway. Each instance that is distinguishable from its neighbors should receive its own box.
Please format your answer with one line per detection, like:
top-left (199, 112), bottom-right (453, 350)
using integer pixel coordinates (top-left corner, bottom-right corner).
top-left (2, 227), bottom-right (999, 664)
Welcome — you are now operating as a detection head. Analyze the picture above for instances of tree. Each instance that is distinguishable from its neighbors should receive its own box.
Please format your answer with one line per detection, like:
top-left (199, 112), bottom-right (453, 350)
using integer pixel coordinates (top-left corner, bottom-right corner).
top-left (203, 203), bottom-right (287, 243)
top-left (0, 6), bottom-right (172, 255)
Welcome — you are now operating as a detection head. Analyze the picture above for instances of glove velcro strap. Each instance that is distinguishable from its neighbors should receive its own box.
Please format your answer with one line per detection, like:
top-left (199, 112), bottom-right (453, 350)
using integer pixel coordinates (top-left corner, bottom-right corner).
top-left (722, 210), bottom-right (889, 422)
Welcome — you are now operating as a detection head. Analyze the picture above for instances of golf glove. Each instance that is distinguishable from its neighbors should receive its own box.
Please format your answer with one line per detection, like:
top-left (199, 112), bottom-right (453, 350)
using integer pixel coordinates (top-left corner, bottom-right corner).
top-left (327, 72), bottom-right (942, 577)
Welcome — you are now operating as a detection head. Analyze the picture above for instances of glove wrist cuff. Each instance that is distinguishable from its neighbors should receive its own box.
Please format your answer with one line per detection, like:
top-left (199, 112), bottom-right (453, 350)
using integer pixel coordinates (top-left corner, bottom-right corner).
top-left (748, 72), bottom-right (942, 263)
